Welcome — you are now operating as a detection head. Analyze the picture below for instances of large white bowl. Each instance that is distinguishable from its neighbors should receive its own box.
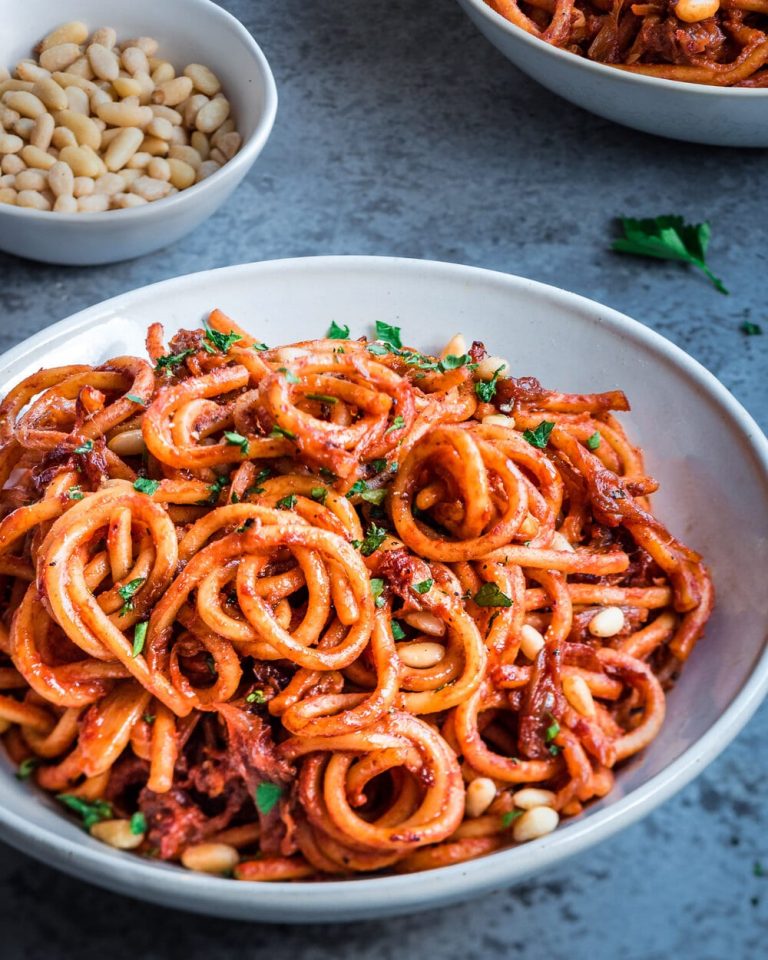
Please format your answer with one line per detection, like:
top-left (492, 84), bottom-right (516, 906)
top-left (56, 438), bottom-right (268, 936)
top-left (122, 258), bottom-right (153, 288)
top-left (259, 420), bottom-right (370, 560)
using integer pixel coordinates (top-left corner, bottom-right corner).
top-left (0, 0), bottom-right (277, 265)
top-left (457, 0), bottom-right (768, 147)
top-left (0, 257), bottom-right (766, 922)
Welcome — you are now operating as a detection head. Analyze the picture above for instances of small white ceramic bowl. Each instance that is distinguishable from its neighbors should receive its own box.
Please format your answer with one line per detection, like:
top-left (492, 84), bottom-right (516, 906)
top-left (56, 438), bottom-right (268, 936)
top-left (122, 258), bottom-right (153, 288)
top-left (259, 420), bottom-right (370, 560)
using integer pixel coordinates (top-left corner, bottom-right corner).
top-left (0, 256), bottom-right (767, 922)
top-left (456, 0), bottom-right (768, 147)
top-left (0, 0), bottom-right (277, 265)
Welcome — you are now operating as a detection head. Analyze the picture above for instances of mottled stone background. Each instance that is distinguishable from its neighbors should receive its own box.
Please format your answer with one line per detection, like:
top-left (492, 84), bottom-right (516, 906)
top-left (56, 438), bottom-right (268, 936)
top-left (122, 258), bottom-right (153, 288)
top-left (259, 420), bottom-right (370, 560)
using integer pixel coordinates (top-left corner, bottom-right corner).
top-left (1, 1), bottom-right (766, 957)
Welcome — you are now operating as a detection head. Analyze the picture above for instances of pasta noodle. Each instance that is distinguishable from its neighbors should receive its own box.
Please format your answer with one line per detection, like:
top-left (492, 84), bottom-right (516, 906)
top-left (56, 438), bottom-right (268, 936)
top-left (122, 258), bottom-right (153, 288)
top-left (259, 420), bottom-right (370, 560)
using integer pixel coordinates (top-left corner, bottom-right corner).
top-left (484, 0), bottom-right (768, 87)
top-left (0, 311), bottom-right (713, 878)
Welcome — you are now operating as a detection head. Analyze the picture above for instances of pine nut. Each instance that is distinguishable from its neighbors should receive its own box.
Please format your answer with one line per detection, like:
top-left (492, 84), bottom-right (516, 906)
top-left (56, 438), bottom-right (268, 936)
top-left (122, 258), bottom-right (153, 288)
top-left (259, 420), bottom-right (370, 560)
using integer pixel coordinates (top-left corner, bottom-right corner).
top-left (130, 175), bottom-right (172, 201)
top-left (140, 136), bottom-right (169, 156)
top-left (39, 44), bottom-right (82, 74)
top-left (103, 127), bottom-right (144, 171)
top-left (126, 37), bottom-right (159, 58)
top-left (125, 151), bottom-right (152, 170)
top-left (151, 62), bottom-right (176, 86)
top-left (53, 193), bottom-right (77, 212)
top-left (118, 168), bottom-right (141, 187)
top-left (121, 47), bottom-right (150, 76)
top-left (65, 85), bottom-right (90, 115)
top-left (512, 806), bottom-right (559, 842)
top-left (0, 187), bottom-right (17, 204)
top-left (0, 175), bottom-right (14, 188)
top-left (55, 110), bottom-right (101, 150)
top-left (60, 145), bottom-right (103, 177)
top-left (210, 118), bottom-right (235, 146)
top-left (195, 96), bottom-right (230, 134)
top-left (77, 193), bottom-right (109, 212)
top-left (0, 68), bottom-right (8, 83)
top-left (72, 176), bottom-right (94, 197)
top-left (30, 113), bottom-right (55, 151)
top-left (17, 189), bottom-right (51, 210)
top-left (0, 134), bottom-right (24, 155)
top-left (15, 169), bottom-right (46, 191)
top-left (0, 105), bottom-right (20, 126)
top-left (133, 72), bottom-right (155, 105)
top-left (96, 102), bottom-right (152, 128)
top-left (588, 606), bottom-right (625, 638)
top-left (147, 157), bottom-right (170, 181)
top-left (396, 641), bottom-right (445, 668)
top-left (112, 76), bottom-right (142, 99)
top-left (563, 674), bottom-right (596, 717)
top-left (107, 429), bottom-right (147, 455)
top-left (402, 610), bottom-right (446, 637)
top-left (153, 77), bottom-right (193, 107)
top-left (21, 145), bottom-right (56, 169)
top-left (476, 355), bottom-right (509, 381)
top-left (209, 147), bottom-right (226, 165)
top-left (40, 22), bottom-right (89, 51)
top-left (482, 414), bottom-right (514, 428)
top-left (520, 624), bottom-right (545, 660)
top-left (513, 788), bottom-right (557, 810)
top-left (181, 842), bottom-right (239, 875)
top-left (1, 154), bottom-right (25, 173)
top-left (676, 0), bottom-right (720, 22)
top-left (67, 57), bottom-right (94, 80)
top-left (113, 192), bottom-right (147, 208)
top-left (52, 126), bottom-right (77, 149)
top-left (90, 88), bottom-right (113, 112)
top-left (196, 159), bottom-right (220, 181)
top-left (190, 131), bottom-right (209, 160)
top-left (91, 28), bottom-right (118, 50)
top-left (169, 144), bottom-right (202, 170)
top-left (167, 125), bottom-right (188, 146)
top-left (13, 118), bottom-right (35, 140)
top-left (183, 63), bottom-right (221, 97)
top-left (147, 117), bottom-right (173, 141)
top-left (440, 333), bottom-right (468, 359)
top-left (32, 77), bottom-right (68, 111)
top-left (518, 513), bottom-right (539, 538)
top-left (48, 161), bottom-right (74, 197)
top-left (551, 532), bottom-right (574, 552)
top-left (90, 818), bottom-right (144, 850)
top-left (465, 777), bottom-right (497, 818)
top-left (3, 91), bottom-right (46, 119)
top-left (87, 44), bottom-right (119, 82)
top-left (216, 131), bottom-right (241, 161)
top-left (16, 61), bottom-right (51, 83)
top-left (166, 158), bottom-right (196, 189)
top-left (94, 172), bottom-right (124, 196)
top-left (150, 104), bottom-right (182, 125)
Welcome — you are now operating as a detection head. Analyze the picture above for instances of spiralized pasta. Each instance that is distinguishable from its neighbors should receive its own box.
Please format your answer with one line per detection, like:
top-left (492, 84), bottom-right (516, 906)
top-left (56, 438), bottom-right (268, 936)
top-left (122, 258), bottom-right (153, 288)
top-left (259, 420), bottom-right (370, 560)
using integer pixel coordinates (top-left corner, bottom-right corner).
top-left (485, 0), bottom-right (768, 87)
top-left (0, 311), bottom-right (713, 879)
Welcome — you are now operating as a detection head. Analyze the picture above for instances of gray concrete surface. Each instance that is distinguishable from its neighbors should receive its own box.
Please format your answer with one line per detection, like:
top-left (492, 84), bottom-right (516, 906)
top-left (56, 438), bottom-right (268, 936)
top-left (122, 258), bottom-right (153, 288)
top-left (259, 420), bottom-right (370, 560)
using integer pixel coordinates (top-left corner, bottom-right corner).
top-left (0, 1), bottom-right (766, 957)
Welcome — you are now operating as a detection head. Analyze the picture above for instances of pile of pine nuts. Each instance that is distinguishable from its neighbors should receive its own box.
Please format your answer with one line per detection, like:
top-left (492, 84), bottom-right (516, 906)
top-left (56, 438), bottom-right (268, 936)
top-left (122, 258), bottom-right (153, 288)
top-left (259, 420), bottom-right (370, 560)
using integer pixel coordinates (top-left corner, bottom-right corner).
top-left (0, 21), bottom-right (242, 212)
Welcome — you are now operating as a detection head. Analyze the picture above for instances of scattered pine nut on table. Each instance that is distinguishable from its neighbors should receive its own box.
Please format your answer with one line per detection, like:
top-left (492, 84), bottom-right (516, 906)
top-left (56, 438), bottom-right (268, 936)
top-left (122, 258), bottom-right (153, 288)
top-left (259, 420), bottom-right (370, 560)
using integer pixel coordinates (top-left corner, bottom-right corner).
top-left (0, 21), bottom-right (243, 212)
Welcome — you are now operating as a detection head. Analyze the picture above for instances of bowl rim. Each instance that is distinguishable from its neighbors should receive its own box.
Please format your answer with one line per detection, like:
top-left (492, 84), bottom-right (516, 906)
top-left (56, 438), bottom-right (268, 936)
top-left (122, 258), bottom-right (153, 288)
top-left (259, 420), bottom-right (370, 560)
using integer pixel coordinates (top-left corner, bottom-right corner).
top-left (460, 0), bottom-right (768, 97)
top-left (0, 0), bottom-right (278, 224)
top-left (1, 254), bottom-right (767, 920)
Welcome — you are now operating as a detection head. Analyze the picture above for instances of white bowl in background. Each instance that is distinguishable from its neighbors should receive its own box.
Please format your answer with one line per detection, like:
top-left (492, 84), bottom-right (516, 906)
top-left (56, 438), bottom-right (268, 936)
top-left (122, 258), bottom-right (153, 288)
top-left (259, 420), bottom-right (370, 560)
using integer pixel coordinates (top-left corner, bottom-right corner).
top-left (0, 256), bottom-right (766, 922)
top-left (456, 0), bottom-right (768, 147)
top-left (0, 0), bottom-right (277, 265)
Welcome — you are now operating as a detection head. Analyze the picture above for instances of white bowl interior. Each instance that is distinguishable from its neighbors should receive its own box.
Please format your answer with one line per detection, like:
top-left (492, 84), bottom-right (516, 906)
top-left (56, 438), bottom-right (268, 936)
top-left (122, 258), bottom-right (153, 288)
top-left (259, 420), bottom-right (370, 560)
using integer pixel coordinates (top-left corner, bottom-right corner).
top-left (0, 257), bottom-right (766, 921)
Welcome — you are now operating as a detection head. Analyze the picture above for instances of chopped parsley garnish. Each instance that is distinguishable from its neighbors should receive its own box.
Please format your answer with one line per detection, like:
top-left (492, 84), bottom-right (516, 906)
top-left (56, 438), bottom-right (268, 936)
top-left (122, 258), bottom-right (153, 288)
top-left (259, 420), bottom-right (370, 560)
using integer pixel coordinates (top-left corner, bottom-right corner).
top-left (236, 518), bottom-right (255, 533)
top-left (310, 486), bottom-right (327, 505)
top-left (305, 392), bottom-right (338, 404)
top-left (143, 713), bottom-right (155, 724)
top-left (125, 394), bottom-right (147, 405)
top-left (73, 440), bottom-right (93, 455)
top-left (545, 718), bottom-right (560, 742)
top-left (612, 215), bottom-right (728, 295)
top-left (366, 342), bottom-right (389, 356)
top-left (370, 578), bottom-right (386, 608)
top-left (224, 431), bottom-right (249, 455)
top-left (154, 349), bottom-right (193, 373)
top-left (276, 493), bottom-right (297, 510)
top-left (129, 812), bottom-right (147, 835)
top-left (386, 415), bottom-right (405, 435)
top-left (278, 367), bottom-right (300, 384)
top-left (439, 353), bottom-right (477, 372)
top-left (741, 321), bottom-right (763, 336)
top-left (244, 468), bottom-right (272, 498)
top-left (473, 583), bottom-right (513, 608)
top-left (67, 485), bottom-right (84, 501)
top-left (57, 794), bottom-right (113, 830)
top-left (391, 621), bottom-right (406, 640)
top-left (501, 810), bottom-right (524, 828)
top-left (375, 321), bottom-right (402, 349)
top-left (370, 459), bottom-right (388, 474)
top-left (586, 431), bottom-right (601, 450)
top-left (361, 487), bottom-right (387, 506)
top-left (269, 423), bottom-right (296, 441)
top-left (252, 341), bottom-right (269, 352)
top-left (352, 522), bottom-right (388, 557)
top-left (207, 474), bottom-right (229, 502)
top-left (413, 579), bottom-right (433, 595)
top-left (246, 689), bottom-right (267, 704)
top-left (118, 577), bottom-right (145, 617)
top-left (319, 467), bottom-right (337, 481)
top-left (475, 365), bottom-right (505, 403)
top-left (346, 480), bottom-right (368, 499)
top-left (133, 477), bottom-right (160, 496)
top-left (255, 782), bottom-right (283, 815)
top-left (132, 621), bottom-right (148, 658)
top-left (523, 421), bottom-right (555, 449)
top-left (204, 324), bottom-right (242, 354)
top-left (15, 757), bottom-right (39, 780)
top-left (327, 321), bottom-right (350, 339)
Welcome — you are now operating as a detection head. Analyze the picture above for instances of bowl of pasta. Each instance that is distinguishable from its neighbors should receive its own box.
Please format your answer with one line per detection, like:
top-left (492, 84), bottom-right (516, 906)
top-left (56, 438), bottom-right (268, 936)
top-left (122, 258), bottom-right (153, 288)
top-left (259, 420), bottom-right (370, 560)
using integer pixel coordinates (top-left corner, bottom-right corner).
top-left (0, 256), bottom-right (767, 922)
top-left (456, 0), bottom-right (768, 147)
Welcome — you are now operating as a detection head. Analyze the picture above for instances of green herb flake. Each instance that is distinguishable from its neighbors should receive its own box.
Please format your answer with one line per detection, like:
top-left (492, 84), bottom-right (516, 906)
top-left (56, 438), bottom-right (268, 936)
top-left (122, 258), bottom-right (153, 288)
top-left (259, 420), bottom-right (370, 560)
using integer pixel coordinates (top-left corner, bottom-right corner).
top-left (129, 811), bottom-right (147, 835)
top-left (310, 486), bottom-right (328, 505)
top-left (612, 215), bottom-right (728, 295)
top-left (246, 689), bottom-right (267, 704)
top-left (118, 577), bottom-right (146, 617)
top-left (741, 321), bottom-right (763, 336)
top-left (143, 713), bottom-right (155, 725)
top-left (224, 431), bottom-right (249, 455)
top-left (413, 579), bottom-right (433, 595)
top-left (67, 485), bottom-right (85, 501)
top-left (206, 474), bottom-right (229, 502)
top-left (305, 392), bottom-right (338, 404)
top-left (154, 349), bottom-right (193, 373)
top-left (15, 757), bottom-right (39, 781)
top-left (204, 324), bottom-right (242, 354)
top-left (269, 423), bottom-right (297, 441)
top-left (386, 415), bottom-right (405, 435)
top-left (475, 365), bottom-right (506, 403)
top-left (473, 583), bottom-right (513, 608)
top-left (276, 493), bottom-right (297, 511)
top-left (439, 354), bottom-right (477, 372)
top-left (366, 342), bottom-right (390, 356)
top-left (278, 367), bottom-right (300, 384)
top-left (501, 810), bottom-right (524, 829)
top-left (133, 477), bottom-right (160, 496)
top-left (545, 718), bottom-right (560, 742)
top-left (370, 578), bottom-right (386, 608)
top-left (523, 421), bottom-right (555, 450)
top-left (375, 321), bottom-right (403, 349)
top-left (346, 479), bottom-right (368, 499)
top-left (73, 440), bottom-right (94, 455)
top-left (327, 321), bottom-right (350, 340)
top-left (252, 342), bottom-right (269, 352)
top-left (586, 431), bottom-right (601, 450)
top-left (132, 621), bottom-right (148, 658)
top-left (360, 487), bottom-right (387, 506)
top-left (255, 782), bottom-right (283, 815)
top-left (355, 522), bottom-right (388, 557)
top-left (125, 394), bottom-right (147, 406)
top-left (391, 620), bottom-right (406, 640)
top-left (57, 794), bottom-right (113, 830)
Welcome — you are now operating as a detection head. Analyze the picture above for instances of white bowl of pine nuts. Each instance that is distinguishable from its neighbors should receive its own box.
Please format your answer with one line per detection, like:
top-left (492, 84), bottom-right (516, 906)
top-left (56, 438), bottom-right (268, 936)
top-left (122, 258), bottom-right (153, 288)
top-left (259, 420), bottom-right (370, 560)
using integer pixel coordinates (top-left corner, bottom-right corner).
top-left (0, 0), bottom-right (277, 264)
